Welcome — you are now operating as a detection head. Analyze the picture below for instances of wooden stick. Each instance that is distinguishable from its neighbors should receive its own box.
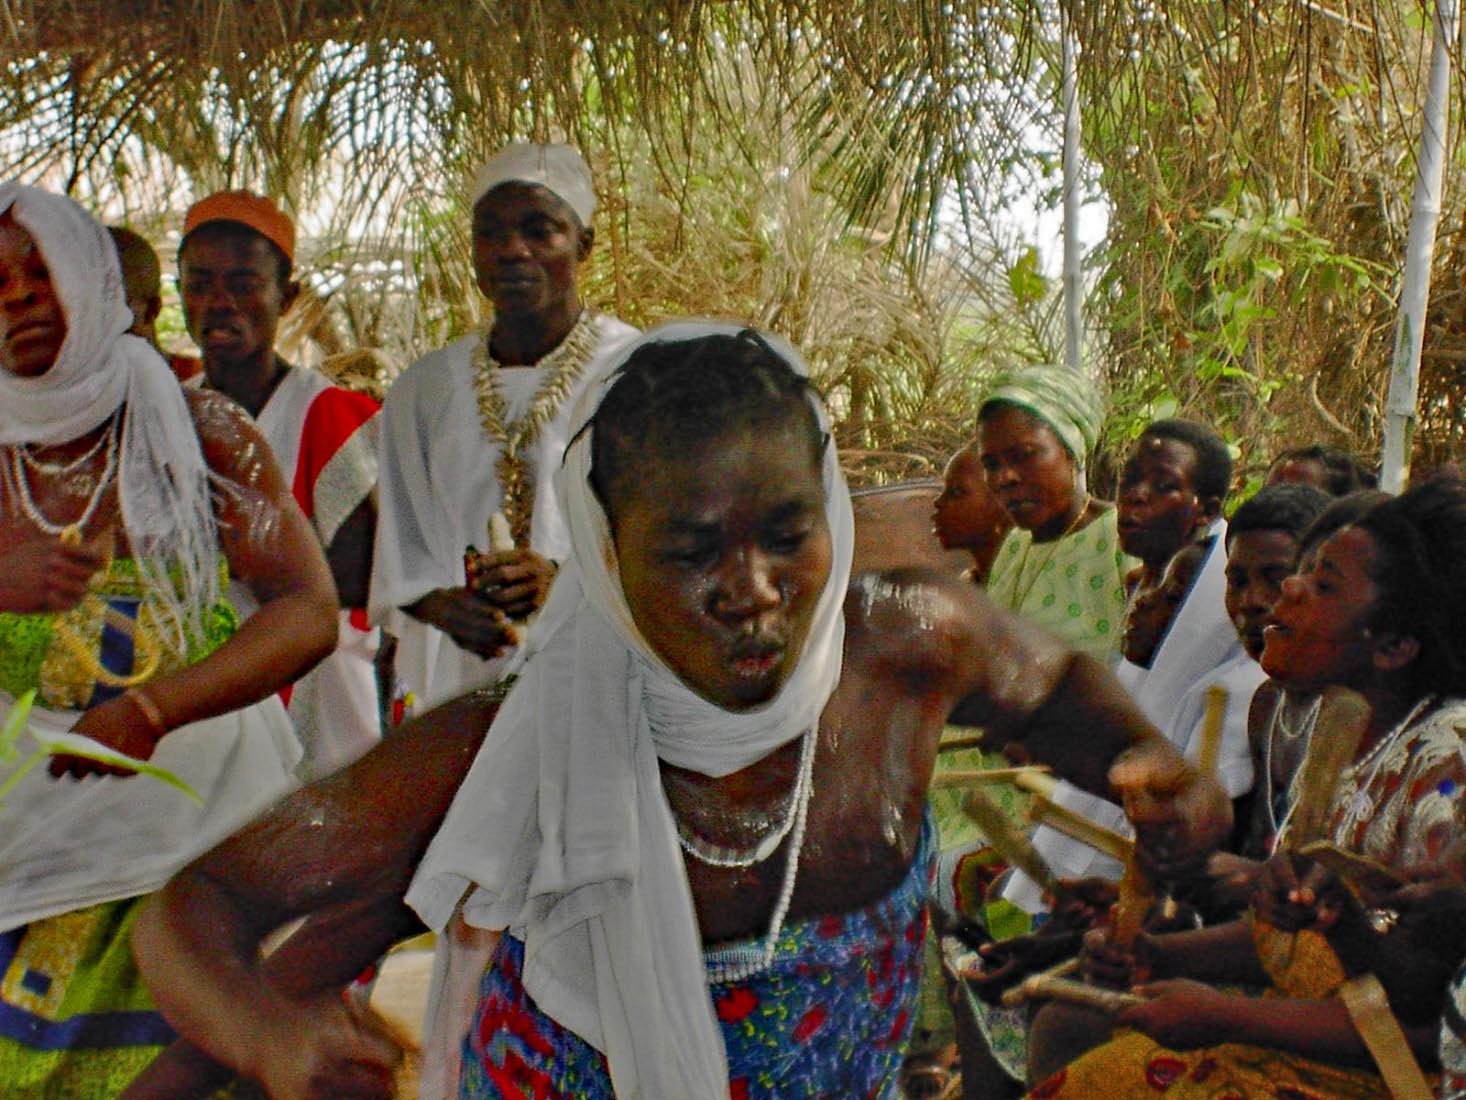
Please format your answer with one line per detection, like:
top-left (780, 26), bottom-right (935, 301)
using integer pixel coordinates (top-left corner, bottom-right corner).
top-left (1287, 687), bottom-right (1372, 848)
top-left (937, 735), bottom-right (987, 754)
top-left (962, 786), bottom-right (1058, 894)
top-left (1196, 685), bottom-right (1228, 778)
top-left (1000, 956), bottom-right (1080, 1005)
top-left (1027, 795), bottom-right (1135, 863)
top-left (1006, 975), bottom-right (1145, 1013)
top-left (929, 765), bottom-right (1052, 788)
top-left (1110, 852), bottom-right (1154, 947)
top-left (1012, 769), bottom-right (1060, 799)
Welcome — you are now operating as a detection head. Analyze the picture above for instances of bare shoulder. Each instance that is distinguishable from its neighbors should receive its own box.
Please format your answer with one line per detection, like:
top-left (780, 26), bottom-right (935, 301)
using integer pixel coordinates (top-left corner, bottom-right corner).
top-left (843, 566), bottom-right (1033, 660)
top-left (183, 387), bottom-right (277, 482)
top-left (843, 568), bottom-right (996, 680)
top-left (843, 566), bottom-right (1081, 730)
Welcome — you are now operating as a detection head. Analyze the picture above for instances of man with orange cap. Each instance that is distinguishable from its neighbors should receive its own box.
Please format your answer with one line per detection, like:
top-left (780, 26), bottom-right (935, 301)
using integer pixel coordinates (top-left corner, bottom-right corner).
top-left (368, 143), bottom-right (638, 712)
top-left (178, 190), bottom-right (383, 776)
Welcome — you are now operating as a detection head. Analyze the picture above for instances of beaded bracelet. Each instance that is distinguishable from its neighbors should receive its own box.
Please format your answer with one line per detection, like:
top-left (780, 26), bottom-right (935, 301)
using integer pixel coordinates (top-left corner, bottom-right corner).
top-left (124, 686), bottom-right (169, 742)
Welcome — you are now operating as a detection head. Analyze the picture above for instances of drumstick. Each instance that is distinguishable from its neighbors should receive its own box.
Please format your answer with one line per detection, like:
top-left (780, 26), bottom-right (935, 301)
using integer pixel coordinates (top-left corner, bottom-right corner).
top-left (1004, 974), bottom-right (1145, 1012)
top-left (929, 765), bottom-right (1052, 788)
top-left (1026, 795), bottom-right (1135, 863)
top-left (962, 786), bottom-right (1058, 895)
top-left (1196, 686), bottom-right (1228, 779)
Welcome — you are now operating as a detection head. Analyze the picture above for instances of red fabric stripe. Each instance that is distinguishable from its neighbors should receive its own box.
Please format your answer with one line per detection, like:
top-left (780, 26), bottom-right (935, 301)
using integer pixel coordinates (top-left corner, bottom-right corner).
top-left (291, 387), bottom-right (380, 519)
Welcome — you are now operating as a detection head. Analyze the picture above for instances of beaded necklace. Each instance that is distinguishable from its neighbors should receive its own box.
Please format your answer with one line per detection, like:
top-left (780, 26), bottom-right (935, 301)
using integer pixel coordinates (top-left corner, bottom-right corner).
top-left (697, 728), bottom-right (819, 985)
top-left (675, 726), bottom-right (816, 869)
top-left (473, 311), bottom-right (600, 547)
top-left (1265, 692), bottom-right (1321, 840)
top-left (8, 413), bottom-right (119, 542)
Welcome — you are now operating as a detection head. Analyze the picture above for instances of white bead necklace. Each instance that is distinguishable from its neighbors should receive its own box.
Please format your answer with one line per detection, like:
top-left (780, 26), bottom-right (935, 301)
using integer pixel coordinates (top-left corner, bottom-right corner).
top-left (1264, 693), bottom-right (1321, 839)
top-left (676, 728), bottom-right (815, 869)
top-left (16, 416), bottom-right (114, 476)
top-left (700, 728), bottom-right (818, 985)
top-left (8, 415), bottom-right (120, 541)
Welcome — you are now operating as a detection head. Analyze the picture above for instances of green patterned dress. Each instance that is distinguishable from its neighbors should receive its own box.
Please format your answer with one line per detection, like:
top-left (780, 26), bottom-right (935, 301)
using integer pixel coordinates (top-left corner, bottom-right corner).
top-left (0, 559), bottom-right (235, 1099)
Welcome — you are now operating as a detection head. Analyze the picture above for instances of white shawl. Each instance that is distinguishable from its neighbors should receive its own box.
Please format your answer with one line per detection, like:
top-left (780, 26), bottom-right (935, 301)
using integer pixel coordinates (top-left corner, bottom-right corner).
top-left (0, 184), bottom-right (218, 651)
top-left (407, 321), bottom-right (855, 1098)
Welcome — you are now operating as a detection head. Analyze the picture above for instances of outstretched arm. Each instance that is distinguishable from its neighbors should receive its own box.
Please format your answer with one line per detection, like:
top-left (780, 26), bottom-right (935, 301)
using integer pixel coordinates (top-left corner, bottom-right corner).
top-left (131, 691), bottom-right (496, 1099)
top-left (866, 568), bottom-right (1231, 878)
top-left (929, 569), bottom-right (1180, 796)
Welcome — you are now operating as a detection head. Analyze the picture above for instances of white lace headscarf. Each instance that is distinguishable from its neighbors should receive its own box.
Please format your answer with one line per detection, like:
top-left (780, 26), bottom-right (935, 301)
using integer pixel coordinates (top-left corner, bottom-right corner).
top-left (408, 321), bottom-right (855, 1098)
top-left (0, 184), bottom-right (218, 652)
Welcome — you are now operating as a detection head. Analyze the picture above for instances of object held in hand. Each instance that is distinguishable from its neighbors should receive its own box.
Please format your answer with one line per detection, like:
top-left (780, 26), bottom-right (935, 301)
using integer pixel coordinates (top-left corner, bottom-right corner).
top-left (488, 511), bottom-right (515, 553)
top-left (999, 957), bottom-right (1143, 1012)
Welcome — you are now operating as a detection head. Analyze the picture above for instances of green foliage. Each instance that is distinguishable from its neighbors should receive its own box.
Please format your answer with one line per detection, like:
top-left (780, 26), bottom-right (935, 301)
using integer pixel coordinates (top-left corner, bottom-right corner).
top-left (0, 691), bottom-right (201, 809)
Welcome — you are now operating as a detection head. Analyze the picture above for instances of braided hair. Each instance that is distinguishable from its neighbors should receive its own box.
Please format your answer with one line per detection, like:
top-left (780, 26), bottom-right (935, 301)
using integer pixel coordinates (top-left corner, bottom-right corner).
top-left (590, 330), bottom-right (824, 519)
top-left (1354, 479), bottom-right (1466, 698)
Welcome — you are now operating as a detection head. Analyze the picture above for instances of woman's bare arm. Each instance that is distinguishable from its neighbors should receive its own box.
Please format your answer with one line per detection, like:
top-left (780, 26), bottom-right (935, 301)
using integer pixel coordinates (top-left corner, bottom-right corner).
top-left (131, 692), bottom-right (495, 1098)
top-left (133, 391), bottom-right (339, 734)
top-left (874, 568), bottom-right (1231, 877)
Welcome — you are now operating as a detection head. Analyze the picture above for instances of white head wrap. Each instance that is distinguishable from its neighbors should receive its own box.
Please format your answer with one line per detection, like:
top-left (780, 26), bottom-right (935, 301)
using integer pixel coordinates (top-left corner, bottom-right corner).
top-left (408, 321), bottom-right (855, 1098)
top-left (470, 142), bottom-right (597, 227)
top-left (0, 184), bottom-right (219, 652)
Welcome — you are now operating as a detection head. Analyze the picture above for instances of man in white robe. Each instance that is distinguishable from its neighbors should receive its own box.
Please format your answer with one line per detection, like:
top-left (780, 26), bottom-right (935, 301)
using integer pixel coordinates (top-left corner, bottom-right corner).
top-left (369, 143), bottom-right (637, 712)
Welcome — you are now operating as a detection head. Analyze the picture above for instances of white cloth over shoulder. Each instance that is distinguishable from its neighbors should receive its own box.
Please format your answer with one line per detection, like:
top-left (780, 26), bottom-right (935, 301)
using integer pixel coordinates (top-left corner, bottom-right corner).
top-left (368, 315), bottom-right (639, 710)
top-left (0, 691), bottom-right (299, 932)
top-left (407, 321), bottom-right (856, 1100)
top-left (1004, 522), bottom-right (1263, 912)
top-left (235, 365), bottom-right (382, 779)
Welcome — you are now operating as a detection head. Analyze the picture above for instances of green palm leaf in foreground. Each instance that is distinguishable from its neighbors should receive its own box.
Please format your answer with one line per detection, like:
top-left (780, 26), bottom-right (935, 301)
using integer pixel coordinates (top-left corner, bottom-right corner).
top-left (0, 690), bottom-right (201, 808)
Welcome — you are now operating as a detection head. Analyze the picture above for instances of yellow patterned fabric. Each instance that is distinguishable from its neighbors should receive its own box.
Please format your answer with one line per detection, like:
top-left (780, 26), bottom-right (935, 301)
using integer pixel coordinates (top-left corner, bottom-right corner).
top-left (0, 899), bottom-right (175, 1100)
top-left (1024, 923), bottom-right (1428, 1100)
top-left (987, 509), bottom-right (1133, 664)
top-left (0, 557), bottom-right (235, 709)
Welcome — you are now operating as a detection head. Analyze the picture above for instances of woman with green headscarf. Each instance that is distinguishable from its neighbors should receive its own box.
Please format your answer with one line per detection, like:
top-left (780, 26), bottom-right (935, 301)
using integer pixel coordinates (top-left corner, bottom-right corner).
top-left (978, 364), bottom-right (1133, 664)
top-left (902, 366), bottom-right (1136, 1096)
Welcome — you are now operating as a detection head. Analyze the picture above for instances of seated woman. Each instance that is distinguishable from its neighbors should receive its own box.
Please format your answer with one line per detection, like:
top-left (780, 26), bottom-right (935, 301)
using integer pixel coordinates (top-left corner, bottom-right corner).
top-left (979, 364), bottom-right (1132, 664)
top-left (130, 323), bottom-right (1230, 1100)
top-left (1027, 478), bottom-right (1466, 1100)
top-left (0, 185), bottom-right (337, 1095)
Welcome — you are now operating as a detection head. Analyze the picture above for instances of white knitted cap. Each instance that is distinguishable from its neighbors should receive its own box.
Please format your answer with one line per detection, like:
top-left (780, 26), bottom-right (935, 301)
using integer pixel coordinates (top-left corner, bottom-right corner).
top-left (470, 143), bottom-right (596, 226)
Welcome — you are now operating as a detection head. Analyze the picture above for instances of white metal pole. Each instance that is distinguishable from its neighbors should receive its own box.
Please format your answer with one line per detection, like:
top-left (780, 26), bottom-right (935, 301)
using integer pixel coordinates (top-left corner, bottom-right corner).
top-left (1060, 0), bottom-right (1084, 374)
top-left (1381, 0), bottom-right (1458, 492)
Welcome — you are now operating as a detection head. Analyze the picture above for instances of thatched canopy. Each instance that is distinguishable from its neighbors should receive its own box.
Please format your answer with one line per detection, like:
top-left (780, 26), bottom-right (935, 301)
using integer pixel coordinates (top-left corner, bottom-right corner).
top-left (6, 1), bottom-right (1466, 478)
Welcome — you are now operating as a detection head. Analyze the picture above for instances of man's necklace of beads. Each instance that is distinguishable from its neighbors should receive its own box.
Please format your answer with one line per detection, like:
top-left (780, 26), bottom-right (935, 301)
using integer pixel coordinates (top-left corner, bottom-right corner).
top-left (682, 727), bottom-right (818, 985)
top-left (473, 310), bottom-right (599, 548)
top-left (8, 413), bottom-right (120, 541)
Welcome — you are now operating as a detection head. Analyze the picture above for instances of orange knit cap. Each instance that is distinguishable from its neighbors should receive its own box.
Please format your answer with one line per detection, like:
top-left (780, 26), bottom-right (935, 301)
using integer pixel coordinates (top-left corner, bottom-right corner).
top-left (182, 190), bottom-right (295, 264)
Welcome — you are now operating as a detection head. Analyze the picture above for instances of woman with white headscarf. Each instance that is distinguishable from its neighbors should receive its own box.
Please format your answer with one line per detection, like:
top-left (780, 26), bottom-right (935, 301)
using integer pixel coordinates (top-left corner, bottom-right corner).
top-left (0, 184), bottom-right (337, 1095)
top-left (132, 324), bottom-right (1229, 1100)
